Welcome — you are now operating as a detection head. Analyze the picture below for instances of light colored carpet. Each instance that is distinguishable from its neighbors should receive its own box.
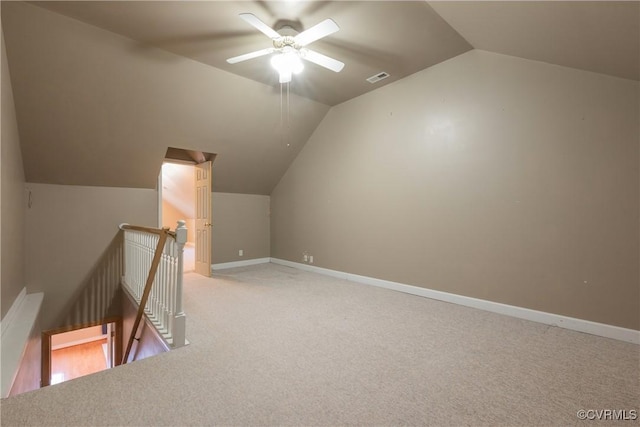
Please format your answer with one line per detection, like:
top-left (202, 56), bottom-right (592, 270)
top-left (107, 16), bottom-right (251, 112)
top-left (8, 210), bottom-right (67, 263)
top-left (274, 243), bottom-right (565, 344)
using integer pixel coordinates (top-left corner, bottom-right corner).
top-left (1, 263), bottom-right (638, 426)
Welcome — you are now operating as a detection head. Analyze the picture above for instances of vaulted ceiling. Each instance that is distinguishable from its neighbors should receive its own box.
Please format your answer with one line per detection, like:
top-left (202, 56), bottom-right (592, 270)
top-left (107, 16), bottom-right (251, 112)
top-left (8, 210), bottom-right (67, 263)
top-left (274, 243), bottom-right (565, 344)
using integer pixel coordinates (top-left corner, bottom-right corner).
top-left (27, 1), bottom-right (640, 104)
top-left (2, 1), bottom-right (638, 194)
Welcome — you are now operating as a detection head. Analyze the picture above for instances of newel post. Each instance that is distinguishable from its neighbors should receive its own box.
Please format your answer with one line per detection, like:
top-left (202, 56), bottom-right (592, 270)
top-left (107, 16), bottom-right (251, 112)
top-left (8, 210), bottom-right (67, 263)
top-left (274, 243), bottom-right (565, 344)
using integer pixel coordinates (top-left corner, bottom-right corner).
top-left (172, 220), bottom-right (187, 347)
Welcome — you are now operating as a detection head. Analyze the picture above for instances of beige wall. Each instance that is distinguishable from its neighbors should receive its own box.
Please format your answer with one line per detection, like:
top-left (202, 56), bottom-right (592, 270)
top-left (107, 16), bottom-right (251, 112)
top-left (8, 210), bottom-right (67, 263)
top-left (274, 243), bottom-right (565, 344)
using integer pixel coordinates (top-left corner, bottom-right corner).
top-left (2, 24), bottom-right (38, 393)
top-left (26, 183), bottom-right (157, 329)
top-left (271, 50), bottom-right (639, 330)
top-left (1, 28), bottom-right (26, 319)
top-left (212, 193), bottom-right (270, 264)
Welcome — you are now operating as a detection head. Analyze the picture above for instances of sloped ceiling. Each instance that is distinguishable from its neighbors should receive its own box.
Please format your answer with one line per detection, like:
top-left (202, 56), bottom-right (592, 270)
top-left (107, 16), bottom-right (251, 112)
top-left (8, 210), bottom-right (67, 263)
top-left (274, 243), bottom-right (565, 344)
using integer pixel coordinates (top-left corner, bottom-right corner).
top-left (2, 1), bottom-right (638, 194)
top-left (429, 1), bottom-right (639, 81)
top-left (2, 1), bottom-right (330, 194)
top-left (28, 1), bottom-right (473, 106)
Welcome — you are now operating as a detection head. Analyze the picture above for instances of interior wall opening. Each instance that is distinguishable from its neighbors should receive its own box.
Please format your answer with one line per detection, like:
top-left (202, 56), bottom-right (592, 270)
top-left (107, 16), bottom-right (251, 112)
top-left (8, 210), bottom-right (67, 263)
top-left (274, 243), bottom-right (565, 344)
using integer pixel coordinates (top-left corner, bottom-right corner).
top-left (161, 161), bottom-right (196, 273)
top-left (42, 319), bottom-right (122, 387)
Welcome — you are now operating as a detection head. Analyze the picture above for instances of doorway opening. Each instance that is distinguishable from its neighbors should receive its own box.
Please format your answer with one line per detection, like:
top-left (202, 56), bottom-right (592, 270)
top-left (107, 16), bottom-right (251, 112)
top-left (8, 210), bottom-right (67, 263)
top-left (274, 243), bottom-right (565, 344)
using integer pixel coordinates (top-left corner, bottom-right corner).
top-left (161, 162), bottom-right (196, 272)
top-left (42, 318), bottom-right (122, 387)
top-left (160, 147), bottom-right (215, 277)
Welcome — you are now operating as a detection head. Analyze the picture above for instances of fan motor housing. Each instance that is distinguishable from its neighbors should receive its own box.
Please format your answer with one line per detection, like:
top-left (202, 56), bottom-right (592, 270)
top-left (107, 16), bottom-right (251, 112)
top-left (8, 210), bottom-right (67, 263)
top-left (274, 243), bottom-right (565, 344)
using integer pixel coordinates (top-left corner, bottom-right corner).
top-left (273, 36), bottom-right (300, 50)
top-left (274, 19), bottom-right (302, 35)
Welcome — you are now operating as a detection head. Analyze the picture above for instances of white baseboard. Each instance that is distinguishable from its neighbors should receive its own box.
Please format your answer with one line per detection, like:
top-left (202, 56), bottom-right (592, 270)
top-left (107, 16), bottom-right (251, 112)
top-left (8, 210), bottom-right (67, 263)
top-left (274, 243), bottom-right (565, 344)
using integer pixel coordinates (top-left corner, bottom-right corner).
top-left (212, 257), bottom-right (271, 271)
top-left (1, 290), bottom-right (44, 397)
top-left (270, 258), bottom-right (640, 345)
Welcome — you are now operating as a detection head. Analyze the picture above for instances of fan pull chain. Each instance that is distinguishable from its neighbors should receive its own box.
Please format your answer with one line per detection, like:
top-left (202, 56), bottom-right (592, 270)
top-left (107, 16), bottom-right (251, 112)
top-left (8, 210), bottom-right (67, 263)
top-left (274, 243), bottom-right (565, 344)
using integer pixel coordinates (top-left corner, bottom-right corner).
top-left (280, 82), bottom-right (284, 143)
top-left (278, 82), bottom-right (292, 148)
top-left (286, 82), bottom-right (291, 147)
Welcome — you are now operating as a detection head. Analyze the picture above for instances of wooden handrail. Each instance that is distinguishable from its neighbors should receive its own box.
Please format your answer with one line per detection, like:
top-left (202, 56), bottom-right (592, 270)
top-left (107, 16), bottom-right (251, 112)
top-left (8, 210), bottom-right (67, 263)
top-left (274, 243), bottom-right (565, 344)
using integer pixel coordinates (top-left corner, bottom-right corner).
top-left (119, 223), bottom-right (176, 239)
top-left (122, 227), bottom-right (170, 364)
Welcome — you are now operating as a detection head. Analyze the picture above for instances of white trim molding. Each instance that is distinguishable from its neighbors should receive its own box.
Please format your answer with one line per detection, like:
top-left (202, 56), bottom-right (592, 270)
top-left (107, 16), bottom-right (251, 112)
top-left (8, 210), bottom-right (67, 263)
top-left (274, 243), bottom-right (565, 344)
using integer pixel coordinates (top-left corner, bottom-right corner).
top-left (1, 290), bottom-right (44, 397)
top-left (270, 258), bottom-right (640, 345)
top-left (1, 288), bottom-right (27, 337)
top-left (212, 257), bottom-right (271, 271)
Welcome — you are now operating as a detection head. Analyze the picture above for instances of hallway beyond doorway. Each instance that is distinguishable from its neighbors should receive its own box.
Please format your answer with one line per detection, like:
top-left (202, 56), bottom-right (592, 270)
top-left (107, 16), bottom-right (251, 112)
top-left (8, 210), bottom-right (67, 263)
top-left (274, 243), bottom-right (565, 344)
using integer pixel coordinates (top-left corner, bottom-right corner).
top-left (51, 339), bottom-right (108, 385)
top-left (183, 243), bottom-right (195, 273)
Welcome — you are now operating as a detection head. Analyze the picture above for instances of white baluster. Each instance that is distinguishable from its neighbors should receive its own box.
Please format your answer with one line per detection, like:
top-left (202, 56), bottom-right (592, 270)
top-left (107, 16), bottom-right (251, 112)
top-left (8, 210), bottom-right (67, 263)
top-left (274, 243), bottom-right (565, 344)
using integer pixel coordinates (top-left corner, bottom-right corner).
top-left (120, 223), bottom-right (187, 349)
top-left (167, 239), bottom-right (175, 342)
top-left (172, 220), bottom-right (187, 347)
top-left (162, 249), bottom-right (174, 332)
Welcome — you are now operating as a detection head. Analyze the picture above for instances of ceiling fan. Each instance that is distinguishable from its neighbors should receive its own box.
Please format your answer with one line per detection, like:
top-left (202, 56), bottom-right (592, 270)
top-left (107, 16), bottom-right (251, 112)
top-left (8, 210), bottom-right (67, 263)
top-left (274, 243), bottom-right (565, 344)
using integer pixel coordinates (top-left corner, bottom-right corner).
top-left (226, 13), bottom-right (345, 84)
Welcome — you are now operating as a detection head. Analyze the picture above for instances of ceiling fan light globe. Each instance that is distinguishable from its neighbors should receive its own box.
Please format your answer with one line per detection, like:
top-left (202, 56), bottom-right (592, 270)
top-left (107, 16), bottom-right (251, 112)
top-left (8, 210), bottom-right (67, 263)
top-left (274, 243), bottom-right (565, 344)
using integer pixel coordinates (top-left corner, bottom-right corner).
top-left (285, 52), bottom-right (303, 74)
top-left (270, 53), bottom-right (289, 71)
top-left (270, 54), bottom-right (284, 71)
top-left (272, 52), bottom-right (304, 78)
top-left (292, 59), bottom-right (304, 75)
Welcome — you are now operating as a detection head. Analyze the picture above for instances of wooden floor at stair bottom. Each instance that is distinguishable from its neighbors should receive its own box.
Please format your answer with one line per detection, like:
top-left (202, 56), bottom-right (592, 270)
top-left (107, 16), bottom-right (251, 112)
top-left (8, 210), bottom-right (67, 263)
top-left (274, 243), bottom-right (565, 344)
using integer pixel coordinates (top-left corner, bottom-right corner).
top-left (51, 339), bottom-right (108, 384)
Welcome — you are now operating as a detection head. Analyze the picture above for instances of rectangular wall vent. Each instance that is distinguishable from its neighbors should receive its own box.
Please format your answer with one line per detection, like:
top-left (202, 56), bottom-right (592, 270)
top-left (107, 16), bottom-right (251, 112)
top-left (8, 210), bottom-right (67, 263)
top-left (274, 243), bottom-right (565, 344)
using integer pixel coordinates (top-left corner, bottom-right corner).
top-left (366, 72), bottom-right (390, 84)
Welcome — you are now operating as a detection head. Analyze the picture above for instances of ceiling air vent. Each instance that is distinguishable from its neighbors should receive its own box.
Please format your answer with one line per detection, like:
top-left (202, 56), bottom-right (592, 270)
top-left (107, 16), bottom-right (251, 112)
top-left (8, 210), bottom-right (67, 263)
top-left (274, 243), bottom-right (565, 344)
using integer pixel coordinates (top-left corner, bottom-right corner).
top-left (366, 72), bottom-right (390, 84)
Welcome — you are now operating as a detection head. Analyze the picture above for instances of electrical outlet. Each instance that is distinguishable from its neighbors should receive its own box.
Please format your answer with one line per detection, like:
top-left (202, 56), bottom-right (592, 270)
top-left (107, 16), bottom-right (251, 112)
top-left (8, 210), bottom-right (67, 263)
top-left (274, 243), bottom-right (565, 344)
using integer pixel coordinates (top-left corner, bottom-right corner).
top-left (239, 249), bottom-right (243, 256)
top-left (303, 254), bottom-right (308, 262)
top-left (309, 256), bottom-right (314, 264)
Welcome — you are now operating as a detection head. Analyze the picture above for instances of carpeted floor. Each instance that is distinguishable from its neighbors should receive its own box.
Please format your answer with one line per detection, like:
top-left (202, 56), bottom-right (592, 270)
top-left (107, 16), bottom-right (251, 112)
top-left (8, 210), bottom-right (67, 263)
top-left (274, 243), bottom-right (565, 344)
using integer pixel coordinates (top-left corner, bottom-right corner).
top-left (1, 263), bottom-right (638, 426)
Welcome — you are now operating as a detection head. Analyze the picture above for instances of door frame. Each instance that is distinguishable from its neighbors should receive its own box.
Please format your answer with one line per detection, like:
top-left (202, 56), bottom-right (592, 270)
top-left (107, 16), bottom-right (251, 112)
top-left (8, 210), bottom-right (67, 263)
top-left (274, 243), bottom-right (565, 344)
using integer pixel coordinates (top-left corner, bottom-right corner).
top-left (158, 159), bottom-right (212, 277)
top-left (41, 317), bottom-right (122, 387)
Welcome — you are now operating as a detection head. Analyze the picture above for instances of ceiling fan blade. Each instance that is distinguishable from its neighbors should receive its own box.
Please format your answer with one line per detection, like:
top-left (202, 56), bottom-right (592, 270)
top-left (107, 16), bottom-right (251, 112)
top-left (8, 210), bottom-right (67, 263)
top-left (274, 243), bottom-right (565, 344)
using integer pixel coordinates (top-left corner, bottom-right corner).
top-left (294, 19), bottom-right (339, 46)
top-left (227, 48), bottom-right (275, 64)
top-left (239, 13), bottom-right (281, 39)
top-left (301, 49), bottom-right (344, 72)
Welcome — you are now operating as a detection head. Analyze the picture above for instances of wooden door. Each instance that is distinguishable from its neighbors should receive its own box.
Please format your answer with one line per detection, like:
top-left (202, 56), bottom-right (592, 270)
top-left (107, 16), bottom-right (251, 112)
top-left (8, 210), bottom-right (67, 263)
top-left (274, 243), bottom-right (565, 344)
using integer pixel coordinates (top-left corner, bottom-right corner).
top-left (195, 161), bottom-right (212, 277)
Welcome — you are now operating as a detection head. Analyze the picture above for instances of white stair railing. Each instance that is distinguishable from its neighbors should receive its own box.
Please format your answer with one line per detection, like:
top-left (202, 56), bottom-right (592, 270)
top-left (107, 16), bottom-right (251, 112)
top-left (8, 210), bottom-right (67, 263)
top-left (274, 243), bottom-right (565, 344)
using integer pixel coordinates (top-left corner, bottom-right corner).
top-left (119, 221), bottom-right (187, 349)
